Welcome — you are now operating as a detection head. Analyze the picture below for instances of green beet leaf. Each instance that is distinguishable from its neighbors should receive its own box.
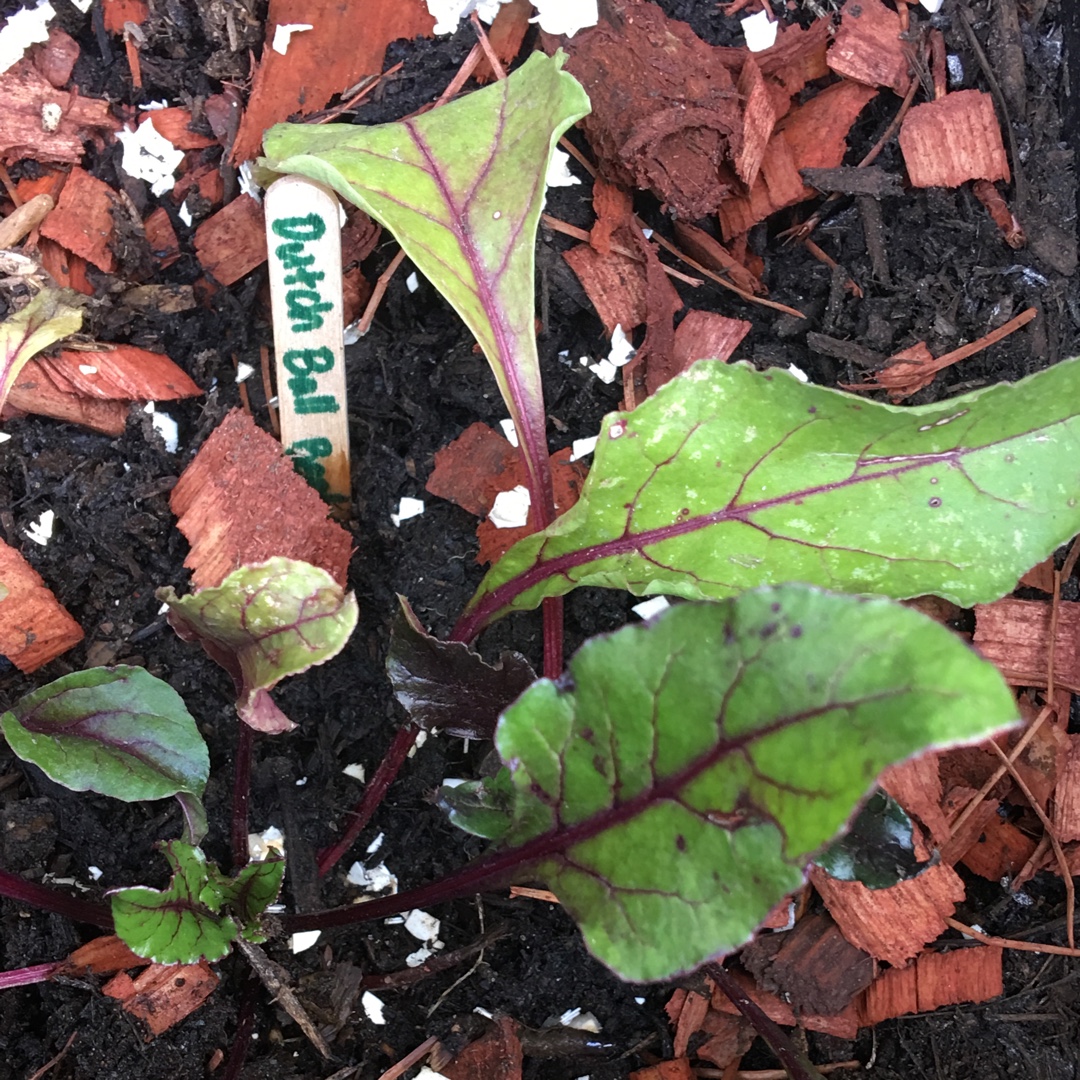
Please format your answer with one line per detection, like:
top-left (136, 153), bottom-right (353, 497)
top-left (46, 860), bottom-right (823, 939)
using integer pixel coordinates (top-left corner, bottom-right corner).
top-left (110, 841), bottom-right (285, 963)
top-left (0, 288), bottom-right (83, 414)
top-left (260, 52), bottom-right (590, 525)
top-left (1, 666), bottom-right (208, 824)
top-left (158, 558), bottom-right (358, 734)
top-left (459, 358), bottom-right (1080, 637)
top-left (488, 586), bottom-right (1015, 981)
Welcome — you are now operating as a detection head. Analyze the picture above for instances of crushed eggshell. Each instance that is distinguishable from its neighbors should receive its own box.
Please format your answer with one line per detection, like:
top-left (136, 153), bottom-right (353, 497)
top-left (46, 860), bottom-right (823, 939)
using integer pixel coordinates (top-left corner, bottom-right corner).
top-left (248, 826), bottom-right (285, 862)
top-left (530, 0), bottom-right (598, 37)
top-left (290, 930), bottom-right (320, 954)
top-left (235, 362), bottom-right (255, 383)
top-left (25, 509), bottom-right (55, 547)
top-left (272, 23), bottom-right (314, 54)
top-left (546, 148), bottom-right (581, 188)
top-left (361, 991), bottom-right (387, 1025)
top-left (426, 0), bottom-right (509, 35)
top-left (414, 1069), bottom-right (453, 1080)
top-left (406, 271), bottom-right (419, 293)
top-left (632, 596), bottom-right (670, 620)
top-left (366, 832), bottom-right (385, 855)
top-left (117, 118), bottom-right (185, 197)
top-left (559, 1007), bottom-right (602, 1032)
top-left (403, 909), bottom-right (441, 942)
top-left (406, 946), bottom-right (436, 967)
top-left (489, 484), bottom-right (531, 528)
top-left (347, 861), bottom-right (398, 893)
top-left (499, 418), bottom-right (519, 447)
top-left (343, 762), bottom-right (366, 782)
top-left (391, 496), bottom-right (425, 527)
top-left (570, 435), bottom-right (597, 461)
top-left (0, 0), bottom-right (55, 76)
top-left (742, 8), bottom-right (778, 52)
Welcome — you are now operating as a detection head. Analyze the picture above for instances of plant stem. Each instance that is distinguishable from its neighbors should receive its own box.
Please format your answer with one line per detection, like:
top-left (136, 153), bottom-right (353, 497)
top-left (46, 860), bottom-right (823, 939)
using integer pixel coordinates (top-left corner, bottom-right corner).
top-left (705, 963), bottom-right (827, 1080)
top-left (231, 721), bottom-right (255, 871)
top-left (0, 868), bottom-right (112, 929)
top-left (0, 962), bottom-right (58, 990)
top-left (316, 721), bottom-right (420, 878)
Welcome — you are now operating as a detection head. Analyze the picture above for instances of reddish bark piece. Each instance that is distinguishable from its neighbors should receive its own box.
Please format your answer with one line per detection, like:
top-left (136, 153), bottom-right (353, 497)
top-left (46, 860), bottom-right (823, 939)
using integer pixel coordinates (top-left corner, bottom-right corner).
top-left (810, 862), bottom-right (966, 967)
top-left (556, 0), bottom-right (743, 219)
top-left (879, 752), bottom-right (951, 848)
top-left (735, 54), bottom-right (776, 187)
top-left (1053, 735), bottom-right (1080, 843)
top-left (695, 1010), bottom-right (754, 1070)
top-left (0, 537), bottom-right (84, 672)
top-left (103, 961), bottom-right (219, 1037)
top-left (341, 267), bottom-right (371, 327)
top-left (937, 786), bottom-right (1004, 868)
top-left (144, 206), bottom-right (181, 269)
top-left (172, 157), bottom-right (225, 210)
top-left (671, 221), bottom-right (765, 295)
top-left (340, 210), bottom-right (381, 267)
top-left (719, 80), bottom-right (878, 237)
top-left (646, 310), bottom-right (751, 396)
top-left (672, 988), bottom-right (710, 1057)
top-left (1009, 712), bottom-right (1069, 812)
top-left (629, 1061), bottom-right (696, 1080)
top-left (37, 346), bottom-right (201, 402)
top-left (754, 15), bottom-right (831, 99)
top-left (148, 108), bottom-right (216, 150)
top-left (427, 421), bottom-right (518, 518)
top-left (38, 166), bottom-right (120, 274)
top-left (1019, 556), bottom-right (1056, 593)
top-left (973, 179), bottom-right (1025, 248)
top-left (828, 0), bottom-right (909, 93)
top-left (474, 0), bottom-right (532, 82)
top-left (4, 358), bottom-right (128, 434)
top-left (899, 90), bottom-right (1010, 188)
top-left (169, 408), bottom-right (352, 589)
top-left (858, 946), bottom-right (1003, 1025)
top-left (31, 26), bottom-right (80, 88)
top-left (973, 598), bottom-right (1080, 694)
top-left (37, 238), bottom-right (93, 295)
top-left (960, 811), bottom-right (1039, 881)
top-left (589, 177), bottom-right (633, 258)
top-left (231, 0), bottom-right (435, 164)
top-left (0, 66), bottom-right (118, 164)
top-left (475, 447), bottom-right (588, 564)
top-left (193, 195), bottom-right (267, 286)
top-left (57, 935), bottom-right (149, 977)
top-left (563, 244), bottom-right (647, 337)
top-left (708, 966), bottom-right (861, 1038)
top-left (441, 1014), bottom-right (522, 1080)
top-left (102, 0), bottom-right (149, 33)
top-left (740, 912), bottom-right (875, 1017)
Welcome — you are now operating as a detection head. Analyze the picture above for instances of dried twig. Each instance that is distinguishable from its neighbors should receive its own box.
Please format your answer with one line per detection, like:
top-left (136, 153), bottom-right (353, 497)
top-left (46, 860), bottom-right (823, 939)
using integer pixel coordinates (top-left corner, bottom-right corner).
top-left (944, 916), bottom-right (1080, 958)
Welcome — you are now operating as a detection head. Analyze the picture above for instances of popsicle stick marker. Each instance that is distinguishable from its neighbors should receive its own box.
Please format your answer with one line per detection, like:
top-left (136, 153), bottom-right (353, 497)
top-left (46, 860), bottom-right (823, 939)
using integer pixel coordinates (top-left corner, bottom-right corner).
top-left (265, 176), bottom-right (350, 517)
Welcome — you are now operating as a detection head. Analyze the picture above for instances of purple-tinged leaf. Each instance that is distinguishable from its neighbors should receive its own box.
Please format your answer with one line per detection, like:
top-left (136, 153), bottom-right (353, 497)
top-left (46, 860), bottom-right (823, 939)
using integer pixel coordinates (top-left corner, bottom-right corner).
top-left (1, 665), bottom-right (208, 808)
top-left (459, 357), bottom-right (1080, 637)
top-left (109, 841), bottom-right (284, 964)
top-left (387, 596), bottom-right (534, 740)
top-left (259, 52), bottom-right (590, 526)
top-left (488, 587), bottom-right (1014, 981)
top-left (157, 557), bottom-right (358, 734)
top-left (0, 288), bottom-right (82, 414)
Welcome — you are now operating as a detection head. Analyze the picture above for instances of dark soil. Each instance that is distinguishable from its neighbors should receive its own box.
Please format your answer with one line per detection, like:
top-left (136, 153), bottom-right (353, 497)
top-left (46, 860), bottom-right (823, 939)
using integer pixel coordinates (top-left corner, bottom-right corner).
top-left (1, 1), bottom-right (1079, 1078)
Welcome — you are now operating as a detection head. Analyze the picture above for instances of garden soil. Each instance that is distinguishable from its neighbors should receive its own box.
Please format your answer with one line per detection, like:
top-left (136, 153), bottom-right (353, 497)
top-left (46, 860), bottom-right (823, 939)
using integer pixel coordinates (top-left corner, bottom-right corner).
top-left (2, 1), bottom-right (1080, 1078)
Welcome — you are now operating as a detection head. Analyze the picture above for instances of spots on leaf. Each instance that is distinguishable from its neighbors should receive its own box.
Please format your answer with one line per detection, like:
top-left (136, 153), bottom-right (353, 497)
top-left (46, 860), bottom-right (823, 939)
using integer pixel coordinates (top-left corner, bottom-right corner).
top-left (790, 625), bottom-right (803, 638)
top-left (760, 622), bottom-right (778, 639)
top-left (929, 497), bottom-right (942, 508)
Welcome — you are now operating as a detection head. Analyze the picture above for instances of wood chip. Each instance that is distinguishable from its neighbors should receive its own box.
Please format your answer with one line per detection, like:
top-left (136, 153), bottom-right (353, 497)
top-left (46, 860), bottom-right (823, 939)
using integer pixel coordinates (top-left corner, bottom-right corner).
top-left (960, 809), bottom-right (1039, 881)
top-left (474, 0), bottom-right (532, 82)
top-left (231, 0), bottom-right (435, 163)
top-left (147, 107), bottom-right (216, 150)
top-left (1052, 734), bottom-right (1080, 843)
top-left (193, 194), bottom-right (267, 286)
top-left (30, 26), bottom-right (80, 89)
top-left (563, 244), bottom-right (648, 336)
top-left (827, 0), bottom-right (909, 93)
top-left (169, 408), bottom-right (352, 589)
top-left (0, 537), bottom-right (84, 672)
top-left (57, 935), bottom-right (149, 977)
top-left (629, 1061), bottom-right (696, 1080)
top-left (103, 961), bottom-right (219, 1037)
top-left (735, 54), bottom-right (776, 187)
top-left (38, 345), bottom-right (202, 401)
top-left (4, 359), bottom-right (128, 435)
top-left (810, 862), bottom-right (966, 967)
top-left (973, 598), bottom-right (1080, 694)
top-left (879, 752), bottom-right (951, 848)
top-left (0, 66), bottom-right (117, 164)
top-left (646, 309), bottom-right (751, 395)
top-left (899, 90), bottom-right (1010, 188)
top-left (102, 0), bottom-right (149, 33)
top-left (858, 946), bottom-right (1003, 1026)
top-left (38, 166), bottom-right (120, 273)
top-left (441, 1014), bottom-right (523, 1080)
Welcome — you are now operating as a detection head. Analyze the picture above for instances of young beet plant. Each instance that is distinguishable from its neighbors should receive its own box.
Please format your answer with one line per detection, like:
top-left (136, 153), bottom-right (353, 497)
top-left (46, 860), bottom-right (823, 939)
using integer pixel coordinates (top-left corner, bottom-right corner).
top-left (5, 50), bottom-right (1080, 1075)
top-left (0, 559), bottom-right (356, 975)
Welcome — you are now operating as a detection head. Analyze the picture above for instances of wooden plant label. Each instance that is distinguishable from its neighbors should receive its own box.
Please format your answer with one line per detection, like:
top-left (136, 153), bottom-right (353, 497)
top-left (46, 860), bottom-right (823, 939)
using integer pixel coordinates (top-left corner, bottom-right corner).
top-left (265, 176), bottom-right (350, 515)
